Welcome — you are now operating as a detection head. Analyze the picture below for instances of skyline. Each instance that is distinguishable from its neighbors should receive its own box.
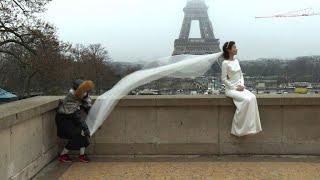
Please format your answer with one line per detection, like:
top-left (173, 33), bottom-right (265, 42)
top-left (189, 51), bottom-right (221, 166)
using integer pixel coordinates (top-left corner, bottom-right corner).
top-left (42, 0), bottom-right (320, 62)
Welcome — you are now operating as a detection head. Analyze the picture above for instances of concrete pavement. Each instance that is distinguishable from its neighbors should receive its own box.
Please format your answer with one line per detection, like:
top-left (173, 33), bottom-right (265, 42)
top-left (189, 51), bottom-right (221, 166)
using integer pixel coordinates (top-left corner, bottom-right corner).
top-left (33, 155), bottom-right (320, 180)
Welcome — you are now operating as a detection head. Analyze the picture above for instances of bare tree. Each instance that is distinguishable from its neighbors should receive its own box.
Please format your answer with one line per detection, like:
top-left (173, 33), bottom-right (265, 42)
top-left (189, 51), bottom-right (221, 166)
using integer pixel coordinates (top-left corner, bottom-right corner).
top-left (0, 23), bottom-right (67, 96)
top-left (0, 0), bottom-right (52, 56)
top-left (79, 44), bottom-right (111, 94)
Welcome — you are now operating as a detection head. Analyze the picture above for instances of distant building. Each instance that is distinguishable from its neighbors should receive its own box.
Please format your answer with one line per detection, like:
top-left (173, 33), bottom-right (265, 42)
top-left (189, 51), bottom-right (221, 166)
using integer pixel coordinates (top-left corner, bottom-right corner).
top-left (137, 89), bottom-right (159, 95)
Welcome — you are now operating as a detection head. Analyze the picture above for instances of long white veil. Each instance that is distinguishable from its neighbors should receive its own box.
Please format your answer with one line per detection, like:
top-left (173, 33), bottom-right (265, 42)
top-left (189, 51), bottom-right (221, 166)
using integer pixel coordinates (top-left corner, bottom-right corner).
top-left (85, 52), bottom-right (223, 135)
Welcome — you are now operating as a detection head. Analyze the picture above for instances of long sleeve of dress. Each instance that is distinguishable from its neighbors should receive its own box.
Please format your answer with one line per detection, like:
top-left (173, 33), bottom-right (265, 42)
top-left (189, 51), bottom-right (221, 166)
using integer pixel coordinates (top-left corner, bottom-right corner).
top-left (221, 61), bottom-right (234, 89)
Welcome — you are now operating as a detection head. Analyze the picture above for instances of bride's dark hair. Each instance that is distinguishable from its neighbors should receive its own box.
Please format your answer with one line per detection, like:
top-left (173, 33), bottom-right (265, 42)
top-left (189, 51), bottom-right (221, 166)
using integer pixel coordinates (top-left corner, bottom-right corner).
top-left (222, 41), bottom-right (235, 59)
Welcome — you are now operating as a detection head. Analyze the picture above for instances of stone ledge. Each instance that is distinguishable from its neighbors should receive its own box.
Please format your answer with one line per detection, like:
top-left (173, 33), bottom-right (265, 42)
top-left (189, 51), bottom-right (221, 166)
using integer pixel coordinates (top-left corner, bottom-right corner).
top-left (117, 94), bottom-right (320, 106)
top-left (0, 96), bottom-right (61, 130)
top-left (1, 95), bottom-right (320, 130)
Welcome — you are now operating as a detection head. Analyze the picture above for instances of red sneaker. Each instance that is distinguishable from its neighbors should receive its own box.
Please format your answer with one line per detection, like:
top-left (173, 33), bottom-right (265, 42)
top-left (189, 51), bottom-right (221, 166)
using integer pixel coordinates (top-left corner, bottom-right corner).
top-left (79, 154), bottom-right (89, 163)
top-left (58, 154), bottom-right (72, 163)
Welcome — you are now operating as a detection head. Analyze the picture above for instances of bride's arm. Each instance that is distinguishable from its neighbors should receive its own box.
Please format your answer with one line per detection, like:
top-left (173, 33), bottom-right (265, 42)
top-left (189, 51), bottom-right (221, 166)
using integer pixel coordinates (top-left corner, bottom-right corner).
top-left (221, 61), bottom-right (233, 88)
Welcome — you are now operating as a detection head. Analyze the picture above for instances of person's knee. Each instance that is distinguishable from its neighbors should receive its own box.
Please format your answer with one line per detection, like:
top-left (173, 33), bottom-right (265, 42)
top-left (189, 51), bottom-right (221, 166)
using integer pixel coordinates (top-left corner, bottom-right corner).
top-left (250, 92), bottom-right (257, 101)
top-left (246, 91), bottom-right (256, 100)
top-left (244, 94), bottom-right (253, 103)
top-left (249, 93), bottom-right (256, 100)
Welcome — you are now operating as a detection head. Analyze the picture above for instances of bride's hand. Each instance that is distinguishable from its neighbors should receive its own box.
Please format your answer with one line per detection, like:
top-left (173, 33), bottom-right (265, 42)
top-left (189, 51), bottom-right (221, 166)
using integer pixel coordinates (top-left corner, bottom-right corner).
top-left (236, 85), bottom-right (245, 91)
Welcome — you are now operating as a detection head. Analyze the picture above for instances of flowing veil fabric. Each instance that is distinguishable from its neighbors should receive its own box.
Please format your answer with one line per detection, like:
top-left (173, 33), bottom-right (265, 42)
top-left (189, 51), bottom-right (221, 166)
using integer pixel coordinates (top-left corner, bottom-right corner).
top-left (85, 52), bottom-right (222, 135)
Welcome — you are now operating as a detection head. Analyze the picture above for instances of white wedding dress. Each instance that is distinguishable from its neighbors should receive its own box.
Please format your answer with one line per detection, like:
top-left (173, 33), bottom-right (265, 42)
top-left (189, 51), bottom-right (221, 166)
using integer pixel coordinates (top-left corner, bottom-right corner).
top-left (221, 58), bottom-right (262, 136)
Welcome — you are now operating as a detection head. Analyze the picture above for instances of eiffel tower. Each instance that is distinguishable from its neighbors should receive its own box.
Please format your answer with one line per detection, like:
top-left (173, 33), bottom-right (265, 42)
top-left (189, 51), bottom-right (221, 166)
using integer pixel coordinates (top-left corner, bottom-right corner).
top-left (173, 0), bottom-right (220, 55)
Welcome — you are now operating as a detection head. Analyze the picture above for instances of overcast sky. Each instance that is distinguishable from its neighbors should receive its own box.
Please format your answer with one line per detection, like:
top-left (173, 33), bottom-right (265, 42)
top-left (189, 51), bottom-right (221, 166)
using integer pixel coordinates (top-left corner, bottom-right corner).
top-left (41, 0), bottom-right (320, 61)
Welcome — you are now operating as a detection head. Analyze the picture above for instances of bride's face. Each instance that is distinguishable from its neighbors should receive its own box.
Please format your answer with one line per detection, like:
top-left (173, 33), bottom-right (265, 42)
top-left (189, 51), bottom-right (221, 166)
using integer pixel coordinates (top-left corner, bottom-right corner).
top-left (228, 44), bottom-right (238, 56)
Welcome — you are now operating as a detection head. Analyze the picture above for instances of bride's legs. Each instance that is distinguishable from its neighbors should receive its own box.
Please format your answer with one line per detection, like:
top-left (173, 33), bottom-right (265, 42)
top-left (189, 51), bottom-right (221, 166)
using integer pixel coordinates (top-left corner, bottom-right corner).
top-left (225, 89), bottom-right (262, 136)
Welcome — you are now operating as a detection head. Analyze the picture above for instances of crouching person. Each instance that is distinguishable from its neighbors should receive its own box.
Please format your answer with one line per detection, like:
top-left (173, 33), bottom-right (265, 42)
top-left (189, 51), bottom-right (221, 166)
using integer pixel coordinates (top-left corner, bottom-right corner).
top-left (55, 79), bottom-right (94, 163)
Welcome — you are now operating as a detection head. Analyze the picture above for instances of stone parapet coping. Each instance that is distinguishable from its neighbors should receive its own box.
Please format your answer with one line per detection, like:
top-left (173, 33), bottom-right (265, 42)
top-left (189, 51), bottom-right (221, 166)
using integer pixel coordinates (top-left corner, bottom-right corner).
top-left (1, 94), bottom-right (320, 130)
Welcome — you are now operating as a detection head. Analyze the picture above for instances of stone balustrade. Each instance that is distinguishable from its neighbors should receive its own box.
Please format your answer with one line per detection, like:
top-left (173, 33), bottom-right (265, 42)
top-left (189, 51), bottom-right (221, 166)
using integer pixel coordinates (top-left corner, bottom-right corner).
top-left (1, 95), bottom-right (320, 179)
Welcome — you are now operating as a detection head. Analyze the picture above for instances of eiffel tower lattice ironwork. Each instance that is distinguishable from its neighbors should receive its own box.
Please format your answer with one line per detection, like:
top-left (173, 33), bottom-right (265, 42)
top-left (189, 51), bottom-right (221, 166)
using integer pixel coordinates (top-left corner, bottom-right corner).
top-left (173, 0), bottom-right (220, 56)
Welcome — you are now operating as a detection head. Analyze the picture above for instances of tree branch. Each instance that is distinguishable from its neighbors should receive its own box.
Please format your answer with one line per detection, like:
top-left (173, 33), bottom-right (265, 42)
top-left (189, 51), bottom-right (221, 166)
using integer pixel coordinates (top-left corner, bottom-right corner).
top-left (0, 39), bottom-right (36, 55)
top-left (12, 0), bottom-right (28, 14)
top-left (0, 49), bottom-right (21, 60)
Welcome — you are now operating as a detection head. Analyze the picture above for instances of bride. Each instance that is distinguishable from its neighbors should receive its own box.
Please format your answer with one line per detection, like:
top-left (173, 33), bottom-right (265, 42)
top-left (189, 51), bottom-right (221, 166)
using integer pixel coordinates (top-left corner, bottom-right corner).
top-left (86, 41), bottom-right (262, 137)
top-left (221, 41), bottom-right (262, 136)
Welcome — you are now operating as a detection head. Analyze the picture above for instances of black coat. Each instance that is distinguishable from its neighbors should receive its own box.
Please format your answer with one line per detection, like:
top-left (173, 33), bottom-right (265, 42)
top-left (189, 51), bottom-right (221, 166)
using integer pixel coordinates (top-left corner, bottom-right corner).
top-left (55, 109), bottom-right (90, 150)
top-left (55, 109), bottom-right (90, 139)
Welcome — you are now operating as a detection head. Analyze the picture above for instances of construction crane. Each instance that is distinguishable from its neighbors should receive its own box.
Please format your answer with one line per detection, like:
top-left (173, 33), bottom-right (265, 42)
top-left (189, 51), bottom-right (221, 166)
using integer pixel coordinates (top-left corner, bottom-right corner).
top-left (255, 8), bottom-right (320, 19)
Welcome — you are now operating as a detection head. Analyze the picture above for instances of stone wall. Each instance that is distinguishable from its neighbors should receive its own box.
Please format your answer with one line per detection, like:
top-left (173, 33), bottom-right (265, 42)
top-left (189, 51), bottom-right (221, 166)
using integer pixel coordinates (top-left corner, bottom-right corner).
top-left (91, 94), bottom-right (320, 155)
top-left (1, 95), bottom-right (320, 179)
top-left (0, 97), bottom-right (60, 180)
